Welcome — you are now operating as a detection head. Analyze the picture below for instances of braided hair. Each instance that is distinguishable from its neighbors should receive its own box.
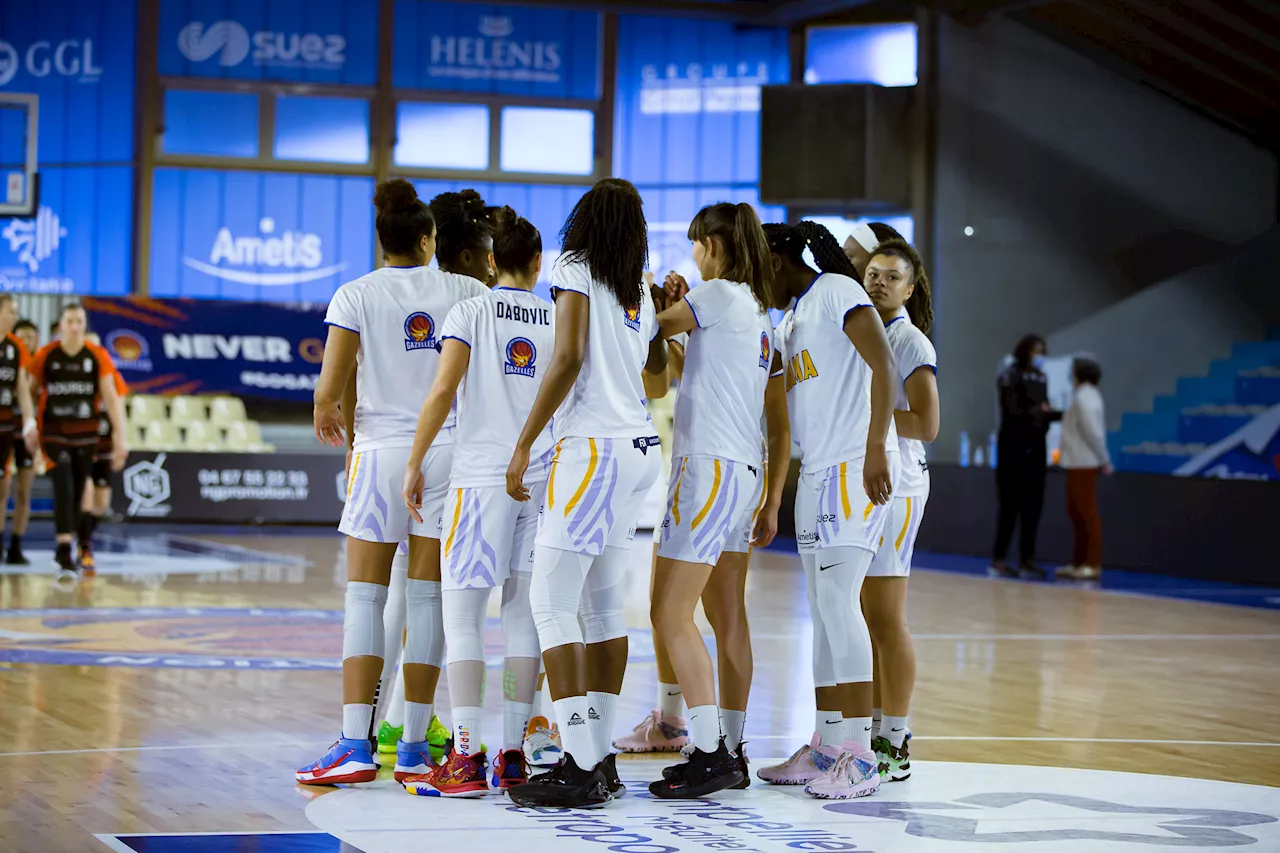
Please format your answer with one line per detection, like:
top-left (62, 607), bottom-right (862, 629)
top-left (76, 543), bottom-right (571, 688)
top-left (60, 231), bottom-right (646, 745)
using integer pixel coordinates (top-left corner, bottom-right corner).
top-left (559, 178), bottom-right (648, 310)
top-left (764, 221), bottom-right (861, 279)
top-left (869, 238), bottom-right (933, 335)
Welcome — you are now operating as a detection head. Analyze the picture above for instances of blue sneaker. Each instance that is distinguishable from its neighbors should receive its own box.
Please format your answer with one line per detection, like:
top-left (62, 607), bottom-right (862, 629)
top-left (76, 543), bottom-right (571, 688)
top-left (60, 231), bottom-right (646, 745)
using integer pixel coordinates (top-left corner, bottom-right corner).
top-left (394, 738), bottom-right (435, 783)
top-left (296, 737), bottom-right (378, 785)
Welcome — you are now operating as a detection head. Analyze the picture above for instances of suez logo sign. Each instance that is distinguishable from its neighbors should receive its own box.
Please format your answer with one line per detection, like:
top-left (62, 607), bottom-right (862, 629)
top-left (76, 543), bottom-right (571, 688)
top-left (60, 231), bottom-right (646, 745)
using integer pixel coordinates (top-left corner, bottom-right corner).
top-left (177, 20), bottom-right (345, 70)
top-left (0, 38), bottom-right (103, 87)
top-left (181, 217), bottom-right (347, 287)
top-left (427, 14), bottom-right (564, 83)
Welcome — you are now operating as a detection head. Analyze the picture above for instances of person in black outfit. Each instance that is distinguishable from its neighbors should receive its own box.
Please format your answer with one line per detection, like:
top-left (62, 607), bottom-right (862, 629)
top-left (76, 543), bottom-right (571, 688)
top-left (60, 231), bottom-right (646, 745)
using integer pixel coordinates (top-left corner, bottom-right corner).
top-left (991, 334), bottom-right (1060, 580)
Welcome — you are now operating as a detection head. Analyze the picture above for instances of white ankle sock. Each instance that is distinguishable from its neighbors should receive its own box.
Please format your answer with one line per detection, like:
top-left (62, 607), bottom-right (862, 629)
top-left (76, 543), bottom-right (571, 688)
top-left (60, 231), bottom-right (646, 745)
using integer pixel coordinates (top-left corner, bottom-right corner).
top-left (871, 707), bottom-right (882, 740)
top-left (505, 700), bottom-right (533, 751)
top-left (403, 701), bottom-right (433, 744)
top-left (586, 690), bottom-right (618, 759)
top-left (658, 681), bottom-right (684, 718)
top-left (846, 716), bottom-right (873, 753)
top-left (687, 705), bottom-right (722, 753)
top-left (453, 706), bottom-right (482, 756)
top-left (342, 703), bottom-right (373, 740)
top-left (719, 709), bottom-right (746, 751)
top-left (882, 715), bottom-right (909, 748)
top-left (555, 695), bottom-right (599, 767)
top-left (816, 710), bottom-right (844, 747)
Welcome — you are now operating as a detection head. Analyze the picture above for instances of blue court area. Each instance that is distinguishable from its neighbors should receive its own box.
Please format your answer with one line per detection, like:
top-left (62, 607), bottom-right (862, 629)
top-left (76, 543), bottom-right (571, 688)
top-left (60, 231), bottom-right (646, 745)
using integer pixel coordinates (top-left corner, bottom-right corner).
top-left (101, 834), bottom-right (353, 853)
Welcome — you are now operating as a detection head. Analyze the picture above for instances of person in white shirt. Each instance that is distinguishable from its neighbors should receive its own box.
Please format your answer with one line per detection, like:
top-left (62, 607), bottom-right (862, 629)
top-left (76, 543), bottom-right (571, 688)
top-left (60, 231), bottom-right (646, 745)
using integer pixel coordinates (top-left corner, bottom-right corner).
top-left (642, 202), bottom-right (789, 797)
top-left (298, 180), bottom-right (488, 788)
top-left (755, 221), bottom-right (898, 801)
top-left (861, 239), bottom-right (939, 784)
top-left (1058, 358), bottom-right (1111, 580)
top-left (505, 178), bottom-right (668, 808)
top-left (428, 189), bottom-right (495, 285)
top-left (397, 206), bottom-right (553, 797)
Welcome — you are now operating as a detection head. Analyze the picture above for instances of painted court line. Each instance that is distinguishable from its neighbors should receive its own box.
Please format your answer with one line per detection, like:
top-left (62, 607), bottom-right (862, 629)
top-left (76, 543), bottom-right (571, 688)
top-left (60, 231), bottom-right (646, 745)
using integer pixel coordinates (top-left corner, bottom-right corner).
top-left (0, 739), bottom-right (316, 758)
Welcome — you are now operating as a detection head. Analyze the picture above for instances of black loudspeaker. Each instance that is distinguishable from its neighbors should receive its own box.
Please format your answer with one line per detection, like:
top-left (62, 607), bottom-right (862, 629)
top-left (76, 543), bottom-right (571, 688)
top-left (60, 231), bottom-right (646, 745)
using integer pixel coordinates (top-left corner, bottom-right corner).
top-left (760, 83), bottom-right (912, 209)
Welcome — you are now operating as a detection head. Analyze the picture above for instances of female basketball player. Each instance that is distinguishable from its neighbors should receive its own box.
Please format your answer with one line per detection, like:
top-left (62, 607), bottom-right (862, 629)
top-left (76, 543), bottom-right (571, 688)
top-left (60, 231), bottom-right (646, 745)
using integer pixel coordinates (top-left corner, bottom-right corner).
top-left (297, 180), bottom-right (487, 786)
top-left (430, 189), bottom-right (495, 284)
top-left (753, 221), bottom-right (899, 801)
top-left (28, 304), bottom-right (127, 578)
top-left (861, 239), bottom-right (937, 784)
top-left (504, 178), bottom-right (667, 808)
top-left (0, 300), bottom-right (37, 567)
top-left (842, 222), bottom-right (904, 282)
top-left (77, 331), bottom-right (126, 573)
top-left (644, 202), bottom-right (786, 798)
top-left (397, 206), bottom-right (551, 797)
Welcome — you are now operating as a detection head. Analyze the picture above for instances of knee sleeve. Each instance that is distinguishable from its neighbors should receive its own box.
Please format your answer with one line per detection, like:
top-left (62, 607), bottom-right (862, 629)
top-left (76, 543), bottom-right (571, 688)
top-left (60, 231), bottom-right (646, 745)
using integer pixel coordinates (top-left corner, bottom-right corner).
top-left (343, 581), bottom-right (389, 660)
top-left (444, 587), bottom-right (490, 666)
top-left (501, 571), bottom-right (541, 660)
top-left (813, 546), bottom-right (874, 685)
top-left (580, 546), bottom-right (628, 645)
top-left (529, 545), bottom-right (593, 652)
top-left (404, 578), bottom-right (445, 668)
top-left (803, 554), bottom-right (836, 689)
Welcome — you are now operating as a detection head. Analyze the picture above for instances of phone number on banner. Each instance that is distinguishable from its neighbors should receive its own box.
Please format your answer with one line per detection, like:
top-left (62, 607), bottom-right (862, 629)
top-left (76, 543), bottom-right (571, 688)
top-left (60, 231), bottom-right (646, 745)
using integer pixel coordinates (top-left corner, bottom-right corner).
top-left (197, 468), bottom-right (310, 502)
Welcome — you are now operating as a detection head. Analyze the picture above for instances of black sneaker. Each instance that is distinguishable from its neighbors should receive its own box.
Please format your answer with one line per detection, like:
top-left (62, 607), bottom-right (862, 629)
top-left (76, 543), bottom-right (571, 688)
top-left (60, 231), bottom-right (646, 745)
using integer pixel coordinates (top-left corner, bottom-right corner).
top-left (6, 544), bottom-right (28, 565)
top-left (988, 560), bottom-right (1018, 578)
top-left (507, 753), bottom-right (611, 809)
top-left (729, 742), bottom-right (750, 789)
top-left (1018, 560), bottom-right (1048, 581)
top-left (601, 752), bottom-right (625, 798)
top-left (649, 738), bottom-right (745, 799)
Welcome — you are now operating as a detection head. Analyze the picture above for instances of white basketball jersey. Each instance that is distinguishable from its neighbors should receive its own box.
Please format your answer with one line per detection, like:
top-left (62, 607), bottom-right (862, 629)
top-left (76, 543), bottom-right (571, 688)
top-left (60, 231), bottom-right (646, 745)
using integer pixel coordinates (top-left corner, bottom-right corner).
top-left (776, 272), bottom-right (899, 472)
top-left (550, 258), bottom-right (658, 440)
top-left (441, 287), bottom-right (557, 488)
top-left (325, 265), bottom-right (487, 453)
top-left (672, 278), bottom-right (771, 465)
top-left (885, 308), bottom-right (937, 497)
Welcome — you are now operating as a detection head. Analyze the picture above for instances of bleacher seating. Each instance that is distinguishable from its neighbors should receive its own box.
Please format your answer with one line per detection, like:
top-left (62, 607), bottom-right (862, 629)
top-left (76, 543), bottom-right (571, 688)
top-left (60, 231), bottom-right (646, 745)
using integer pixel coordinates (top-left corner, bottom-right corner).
top-left (1112, 328), bottom-right (1280, 473)
top-left (127, 395), bottom-right (275, 453)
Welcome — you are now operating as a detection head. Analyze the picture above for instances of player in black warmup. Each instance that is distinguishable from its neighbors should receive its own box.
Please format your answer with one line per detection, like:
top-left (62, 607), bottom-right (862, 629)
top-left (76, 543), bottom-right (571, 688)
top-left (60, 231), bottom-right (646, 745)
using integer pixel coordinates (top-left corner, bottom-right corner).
top-left (0, 297), bottom-right (39, 564)
top-left (3, 318), bottom-right (41, 563)
top-left (29, 304), bottom-right (128, 578)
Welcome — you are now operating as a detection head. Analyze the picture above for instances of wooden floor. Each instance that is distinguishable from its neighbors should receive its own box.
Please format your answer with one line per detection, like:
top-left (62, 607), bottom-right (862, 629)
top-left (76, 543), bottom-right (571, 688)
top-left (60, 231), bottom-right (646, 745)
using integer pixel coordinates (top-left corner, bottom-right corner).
top-left (1, 527), bottom-right (1278, 853)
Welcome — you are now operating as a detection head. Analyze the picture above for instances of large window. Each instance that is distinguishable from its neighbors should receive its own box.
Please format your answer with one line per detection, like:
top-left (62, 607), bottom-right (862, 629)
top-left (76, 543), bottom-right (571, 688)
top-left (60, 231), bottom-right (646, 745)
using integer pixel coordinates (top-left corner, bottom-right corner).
top-left (163, 90), bottom-right (259, 158)
top-left (804, 23), bottom-right (918, 87)
top-left (275, 96), bottom-right (370, 164)
top-left (395, 103), bottom-right (491, 170)
top-left (500, 107), bottom-right (594, 175)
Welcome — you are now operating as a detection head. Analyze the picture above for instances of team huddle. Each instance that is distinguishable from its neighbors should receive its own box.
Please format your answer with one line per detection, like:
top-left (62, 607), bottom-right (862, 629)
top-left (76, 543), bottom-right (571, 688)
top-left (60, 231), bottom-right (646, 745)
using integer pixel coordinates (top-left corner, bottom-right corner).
top-left (298, 177), bottom-right (938, 809)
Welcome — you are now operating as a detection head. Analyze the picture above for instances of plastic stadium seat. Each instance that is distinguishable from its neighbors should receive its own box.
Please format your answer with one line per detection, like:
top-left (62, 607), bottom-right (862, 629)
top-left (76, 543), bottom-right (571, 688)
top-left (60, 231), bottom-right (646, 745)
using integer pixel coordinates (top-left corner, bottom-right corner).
top-left (209, 397), bottom-right (248, 426)
top-left (182, 421), bottom-right (223, 452)
top-left (224, 420), bottom-right (276, 453)
top-left (169, 396), bottom-right (208, 425)
top-left (141, 421), bottom-right (182, 451)
top-left (129, 395), bottom-right (167, 426)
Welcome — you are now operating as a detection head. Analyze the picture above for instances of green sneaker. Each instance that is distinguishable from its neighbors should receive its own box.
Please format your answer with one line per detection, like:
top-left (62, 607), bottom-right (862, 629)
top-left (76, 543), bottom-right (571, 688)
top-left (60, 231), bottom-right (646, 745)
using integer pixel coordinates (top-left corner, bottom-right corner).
top-left (377, 720), bottom-right (403, 755)
top-left (426, 715), bottom-right (451, 763)
top-left (872, 735), bottom-right (911, 782)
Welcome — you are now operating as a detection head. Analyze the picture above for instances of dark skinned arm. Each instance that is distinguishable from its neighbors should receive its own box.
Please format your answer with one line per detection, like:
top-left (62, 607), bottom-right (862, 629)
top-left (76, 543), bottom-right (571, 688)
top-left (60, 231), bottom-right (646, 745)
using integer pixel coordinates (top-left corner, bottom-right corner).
top-left (844, 306), bottom-right (897, 505)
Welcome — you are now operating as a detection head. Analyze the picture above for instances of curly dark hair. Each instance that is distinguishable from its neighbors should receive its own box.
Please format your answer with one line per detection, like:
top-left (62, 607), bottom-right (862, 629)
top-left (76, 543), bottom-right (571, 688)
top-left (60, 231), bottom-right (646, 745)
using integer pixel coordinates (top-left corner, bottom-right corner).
top-left (428, 189), bottom-right (492, 271)
top-left (491, 205), bottom-right (542, 275)
top-left (1013, 333), bottom-right (1046, 370)
top-left (870, 238), bottom-right (933, 336)
top-left (559, 178), bottom-right (648, 310)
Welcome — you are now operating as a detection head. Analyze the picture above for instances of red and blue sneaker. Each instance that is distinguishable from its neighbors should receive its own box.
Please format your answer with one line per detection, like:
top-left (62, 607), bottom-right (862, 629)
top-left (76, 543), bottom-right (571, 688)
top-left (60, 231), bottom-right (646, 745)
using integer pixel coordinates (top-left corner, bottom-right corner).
top-left (296, 737), bottom-right (378, 785)
top-left (403, 749), bottom-right (489, 798)
top-left (394, 739), bottom-right (435, 783)
top-left (491, 749), bottom-right (529, 790)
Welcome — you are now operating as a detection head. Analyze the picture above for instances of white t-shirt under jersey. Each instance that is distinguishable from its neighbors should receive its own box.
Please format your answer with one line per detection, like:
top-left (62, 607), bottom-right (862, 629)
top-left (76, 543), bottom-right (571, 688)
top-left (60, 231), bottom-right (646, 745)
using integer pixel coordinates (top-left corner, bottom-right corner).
top-left (672, 278), bottom-right (771, 465)
top-left (884, 307), bottom-right (937, 497)
top-left (550, 257), bottom-right (658, 440)
top-left (440, 287), bottom-right (557, 488)
top-left (325, 265), bottom-right (487, 452)
top-left (776, 272), bottom-right (899, 472)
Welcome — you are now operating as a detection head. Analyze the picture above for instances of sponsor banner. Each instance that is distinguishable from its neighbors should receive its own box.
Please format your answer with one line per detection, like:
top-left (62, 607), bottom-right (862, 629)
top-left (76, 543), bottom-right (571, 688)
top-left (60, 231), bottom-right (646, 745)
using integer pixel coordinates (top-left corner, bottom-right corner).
top-left (394, 2), bottom-right (600, 99)
top-left (149, 167), bottom-right (374, 302)
top-left (158, 0), bottom-right (377, 84)
top-left (614, 16), bottom-right (790, 185)
top-left (114, 452), bottom-right (346, 524)
top-left (84, 296), bottom-right (327, 401)
top-left (1175, 403), bottom-right (1280, 480)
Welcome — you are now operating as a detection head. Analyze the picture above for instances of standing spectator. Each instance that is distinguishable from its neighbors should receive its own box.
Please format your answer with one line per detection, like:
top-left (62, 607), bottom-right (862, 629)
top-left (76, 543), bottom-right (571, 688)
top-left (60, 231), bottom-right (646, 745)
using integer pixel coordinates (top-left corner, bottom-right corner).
top-left (990, 334), bottom-right (1060, 580)
top-left (1058, 358), bottom-right (1110, 581)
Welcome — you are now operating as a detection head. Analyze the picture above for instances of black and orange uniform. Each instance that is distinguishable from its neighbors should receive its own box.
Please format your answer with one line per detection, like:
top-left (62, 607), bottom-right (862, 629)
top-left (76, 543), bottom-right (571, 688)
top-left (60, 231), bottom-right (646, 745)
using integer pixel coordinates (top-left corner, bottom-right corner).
top-left (29, 341), bottom-right (115, 537)
top-left (0, 333), bottom-right (31, 468)
top-left (93, 368), bottom-right (127, 486)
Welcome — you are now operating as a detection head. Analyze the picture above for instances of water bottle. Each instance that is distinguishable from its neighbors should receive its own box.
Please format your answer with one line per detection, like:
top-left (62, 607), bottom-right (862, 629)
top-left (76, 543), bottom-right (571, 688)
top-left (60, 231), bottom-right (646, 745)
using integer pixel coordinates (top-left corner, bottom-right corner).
top-left (987, 431), bottom-right (998, 468)
top-left (959, 430), bottom-right (971, 468)
top-left (974, 446), bottom-right (985, 467)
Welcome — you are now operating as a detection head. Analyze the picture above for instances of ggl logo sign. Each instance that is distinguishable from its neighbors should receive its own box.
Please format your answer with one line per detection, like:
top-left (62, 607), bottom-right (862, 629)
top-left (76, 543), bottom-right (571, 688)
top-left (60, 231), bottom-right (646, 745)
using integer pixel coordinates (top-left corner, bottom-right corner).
top-left (0, 38), bottom-right (104, 87)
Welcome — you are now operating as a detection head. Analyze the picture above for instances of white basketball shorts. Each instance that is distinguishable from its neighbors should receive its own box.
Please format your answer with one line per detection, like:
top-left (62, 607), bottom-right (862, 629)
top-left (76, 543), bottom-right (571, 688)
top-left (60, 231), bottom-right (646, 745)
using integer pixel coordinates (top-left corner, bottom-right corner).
top-left (340, 435), bottom-right (453, 543)
top-left (657, 456), bottom-right (764, 565)
top-left (868, 492), bottom-right (928, 578)
top-left (794, 456), bottom-right (897, 555)
top-left (441, 480), bottom-right (547, 591)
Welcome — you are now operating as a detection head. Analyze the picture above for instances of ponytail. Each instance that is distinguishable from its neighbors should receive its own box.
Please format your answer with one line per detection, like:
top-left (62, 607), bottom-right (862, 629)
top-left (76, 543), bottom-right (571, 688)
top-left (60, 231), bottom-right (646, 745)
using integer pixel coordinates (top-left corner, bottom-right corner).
top-left (687, 202), bottom-right (774, 310)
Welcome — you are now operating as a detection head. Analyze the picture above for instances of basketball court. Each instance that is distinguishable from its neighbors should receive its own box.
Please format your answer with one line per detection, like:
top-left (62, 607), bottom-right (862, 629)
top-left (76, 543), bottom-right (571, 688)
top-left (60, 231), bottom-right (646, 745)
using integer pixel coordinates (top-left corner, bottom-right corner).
top-left (3, 524), bottom-right (1278, 853)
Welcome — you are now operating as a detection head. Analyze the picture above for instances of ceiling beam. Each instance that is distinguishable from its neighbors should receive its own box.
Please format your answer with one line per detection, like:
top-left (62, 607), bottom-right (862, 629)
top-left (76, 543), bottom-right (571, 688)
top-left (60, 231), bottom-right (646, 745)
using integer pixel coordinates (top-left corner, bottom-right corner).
top-left (1113, 0), bottom-right (1280, 84)
top-left (764, 0), bottom-right (879, 26)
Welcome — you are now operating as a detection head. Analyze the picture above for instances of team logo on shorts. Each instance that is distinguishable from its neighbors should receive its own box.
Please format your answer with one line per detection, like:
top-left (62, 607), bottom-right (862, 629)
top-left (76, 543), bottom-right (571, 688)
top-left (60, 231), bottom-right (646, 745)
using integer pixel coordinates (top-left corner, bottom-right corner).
top-left (759, 331), bottom-right (771, 368)
top-left (504, 337), bottom-right (537, 377)
top-left (623, 303), bottom-right (641, 332)
top-left (404, 312), bottom-right (438, 351)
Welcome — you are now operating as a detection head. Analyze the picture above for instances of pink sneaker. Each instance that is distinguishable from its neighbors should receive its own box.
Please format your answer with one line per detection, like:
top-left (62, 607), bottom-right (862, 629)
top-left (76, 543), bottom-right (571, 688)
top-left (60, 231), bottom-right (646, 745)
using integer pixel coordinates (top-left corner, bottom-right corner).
top-left (612, 710), bottom-right (688, 753)
top-left (756, 733), bottom-right (842, 785)
top-left (804, 746), bottom-right (881, 799)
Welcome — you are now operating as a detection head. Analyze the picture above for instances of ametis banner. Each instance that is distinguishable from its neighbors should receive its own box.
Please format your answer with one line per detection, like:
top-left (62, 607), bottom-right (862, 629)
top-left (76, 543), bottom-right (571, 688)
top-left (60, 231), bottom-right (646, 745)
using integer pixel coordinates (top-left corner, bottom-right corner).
top-left (83, 297), bottom-right (327, 402)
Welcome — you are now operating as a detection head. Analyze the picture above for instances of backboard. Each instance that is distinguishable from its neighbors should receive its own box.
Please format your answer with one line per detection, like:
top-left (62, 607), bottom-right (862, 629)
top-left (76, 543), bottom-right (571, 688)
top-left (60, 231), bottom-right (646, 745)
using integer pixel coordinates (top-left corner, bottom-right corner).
top-left (0, 93), bottom-right (39, 218)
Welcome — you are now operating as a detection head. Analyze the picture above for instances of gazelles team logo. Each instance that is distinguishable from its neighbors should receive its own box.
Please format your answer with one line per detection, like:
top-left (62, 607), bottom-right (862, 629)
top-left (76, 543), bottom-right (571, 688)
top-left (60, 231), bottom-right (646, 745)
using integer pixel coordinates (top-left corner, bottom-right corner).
top-left (105, 329), bottom-right (153, 372)
top-left (759, 331), bottom-right (771, 368)
top-left (623, 303), bottom-right (641, 332)
top-left (504, 337), bottom-right (537, 377)
top-left (404, 313), bottom-right (438, 351)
